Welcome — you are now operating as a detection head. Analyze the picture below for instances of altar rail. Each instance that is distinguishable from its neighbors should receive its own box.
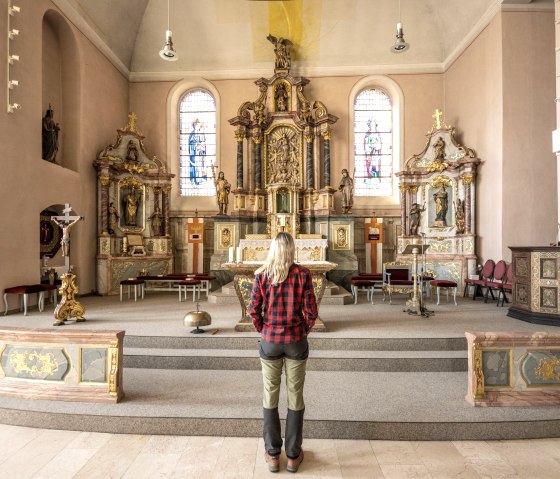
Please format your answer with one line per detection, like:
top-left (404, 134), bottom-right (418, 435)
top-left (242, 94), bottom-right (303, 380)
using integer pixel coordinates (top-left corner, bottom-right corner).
top-left (466, 331), bottom-right (560, 406)
top-left (0, 327), bottom-right (124, 403)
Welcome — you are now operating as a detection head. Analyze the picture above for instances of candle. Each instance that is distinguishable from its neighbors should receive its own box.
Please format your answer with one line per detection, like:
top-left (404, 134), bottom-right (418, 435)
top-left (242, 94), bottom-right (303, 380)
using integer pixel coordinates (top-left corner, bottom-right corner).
top-left (228, 247), bottom-right (234, 263)
top-left (397, 22), bottom-right (402, 33)
top-left (236, 247), bottom-right (242, 263)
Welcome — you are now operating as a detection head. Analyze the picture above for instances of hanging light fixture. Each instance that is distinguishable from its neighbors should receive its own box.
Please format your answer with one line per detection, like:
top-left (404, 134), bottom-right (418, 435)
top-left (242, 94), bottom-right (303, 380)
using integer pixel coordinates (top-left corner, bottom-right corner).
top-left (390, 0), bottom-right (409, 54)
top-left (159, 0), bottom-right (178, 61)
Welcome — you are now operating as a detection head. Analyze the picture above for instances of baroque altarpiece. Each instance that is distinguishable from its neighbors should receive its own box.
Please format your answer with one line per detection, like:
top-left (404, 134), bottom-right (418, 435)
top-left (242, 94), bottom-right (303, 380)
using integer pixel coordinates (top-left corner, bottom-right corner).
top-left (94, 114), bottom-right (174, 295)
top-left (396, 111), bottom-right (481, 286)
top-left (210, 37), bottom-right (358, 282)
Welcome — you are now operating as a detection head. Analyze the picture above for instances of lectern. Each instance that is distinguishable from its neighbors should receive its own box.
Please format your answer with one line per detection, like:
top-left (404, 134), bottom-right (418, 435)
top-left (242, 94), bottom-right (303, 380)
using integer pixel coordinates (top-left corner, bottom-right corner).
top-left (402, 244), bottom-right (432, 317)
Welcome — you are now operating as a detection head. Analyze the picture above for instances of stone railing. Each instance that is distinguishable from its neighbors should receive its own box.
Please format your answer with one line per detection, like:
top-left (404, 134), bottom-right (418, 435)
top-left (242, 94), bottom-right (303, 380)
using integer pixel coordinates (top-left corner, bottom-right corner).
top-left (466, 331), bottom-right (560, 406)
top-left (0, 327), bottom-right (124, 403)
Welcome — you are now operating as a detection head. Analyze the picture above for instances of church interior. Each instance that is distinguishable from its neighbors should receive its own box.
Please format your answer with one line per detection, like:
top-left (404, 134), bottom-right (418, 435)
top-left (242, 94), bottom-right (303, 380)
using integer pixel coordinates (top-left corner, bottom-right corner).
top-left (2, 0), bottom-right (560, 476)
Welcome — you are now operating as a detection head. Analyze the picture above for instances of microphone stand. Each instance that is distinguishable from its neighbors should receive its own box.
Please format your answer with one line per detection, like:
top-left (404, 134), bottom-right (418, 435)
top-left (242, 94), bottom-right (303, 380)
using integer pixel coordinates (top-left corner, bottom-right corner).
top-left (419, 232), bottom-right (434, 317)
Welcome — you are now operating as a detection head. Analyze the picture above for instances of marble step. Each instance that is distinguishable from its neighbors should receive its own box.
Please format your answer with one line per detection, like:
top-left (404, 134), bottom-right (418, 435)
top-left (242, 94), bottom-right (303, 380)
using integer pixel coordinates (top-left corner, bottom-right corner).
top-left (123, 347), bottom-right (467, 372)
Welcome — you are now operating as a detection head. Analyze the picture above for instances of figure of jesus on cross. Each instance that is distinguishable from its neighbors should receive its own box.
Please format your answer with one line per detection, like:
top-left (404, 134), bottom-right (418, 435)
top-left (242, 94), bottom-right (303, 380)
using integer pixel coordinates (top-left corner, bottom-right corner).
top-left (51, 204), bottom-right (83, 260)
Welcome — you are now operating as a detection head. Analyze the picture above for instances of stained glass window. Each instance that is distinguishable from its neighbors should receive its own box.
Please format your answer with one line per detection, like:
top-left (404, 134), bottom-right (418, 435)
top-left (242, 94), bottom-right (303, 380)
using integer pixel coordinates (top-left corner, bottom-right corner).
top-left (354, 89), bottom-right (393, 197)
top-left (179, 89), bottom-right (217, 196)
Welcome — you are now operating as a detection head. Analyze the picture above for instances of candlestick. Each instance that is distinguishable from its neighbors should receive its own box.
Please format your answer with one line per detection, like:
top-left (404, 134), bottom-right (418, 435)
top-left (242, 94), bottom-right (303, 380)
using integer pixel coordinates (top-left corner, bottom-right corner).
top-left (236, 246), bottom-right (242, 263)
top-left (228, 247), bottom-right (234, 263)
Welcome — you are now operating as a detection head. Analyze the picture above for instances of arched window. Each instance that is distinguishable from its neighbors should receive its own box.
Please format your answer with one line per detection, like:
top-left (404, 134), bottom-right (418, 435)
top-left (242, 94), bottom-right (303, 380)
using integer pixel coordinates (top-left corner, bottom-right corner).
top-left (179, 89), bottom-right (217, 196)
top-left (353, 89), bottom-right (393, 197)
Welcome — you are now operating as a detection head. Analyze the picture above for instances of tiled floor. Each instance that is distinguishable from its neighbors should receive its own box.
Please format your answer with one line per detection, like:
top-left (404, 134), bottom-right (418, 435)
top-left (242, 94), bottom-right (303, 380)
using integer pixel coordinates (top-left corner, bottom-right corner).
top-left (1, 424), bottom-right (559, 478)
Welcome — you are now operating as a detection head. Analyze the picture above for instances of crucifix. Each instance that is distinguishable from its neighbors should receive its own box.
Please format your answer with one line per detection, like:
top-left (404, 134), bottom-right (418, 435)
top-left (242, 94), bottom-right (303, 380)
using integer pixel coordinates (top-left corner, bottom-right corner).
top-left (432, 109), bottom-right (444, 129)
top-left (52, 203), bottom-right (83, 271)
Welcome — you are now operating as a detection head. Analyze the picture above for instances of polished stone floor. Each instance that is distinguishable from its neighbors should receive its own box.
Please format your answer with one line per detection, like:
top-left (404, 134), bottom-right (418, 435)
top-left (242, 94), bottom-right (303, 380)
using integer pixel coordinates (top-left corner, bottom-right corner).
top-left (1, 423), bottom-right (560, 478)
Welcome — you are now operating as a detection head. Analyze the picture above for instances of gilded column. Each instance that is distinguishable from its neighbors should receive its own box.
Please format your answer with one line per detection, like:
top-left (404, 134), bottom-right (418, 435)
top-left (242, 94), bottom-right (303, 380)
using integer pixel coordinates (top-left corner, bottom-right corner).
top-left (253, 134), bottom-right (263, 190)
top-left (305, 128), bottom-right (314, 189)
top-left (463, 174), bottom-right (473, 234)
top-left (399, 185), bottom-right (408, 235)
top-left (162, 186), bottom-right (171, 236)
top-left (235, 127), bottom-right (245, 188)
top-left (322, 128), bottom-right (331, 188)
top-left (100, 174), bottom-right (110, 234)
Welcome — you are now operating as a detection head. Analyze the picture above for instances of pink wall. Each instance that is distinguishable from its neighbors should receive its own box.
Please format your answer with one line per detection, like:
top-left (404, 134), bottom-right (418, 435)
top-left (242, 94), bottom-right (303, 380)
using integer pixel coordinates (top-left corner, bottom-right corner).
top-left (0, 1), bottom-right (128, 310)
top-left (502, 11), bottom-right (556, 255)
top-left (445, 14), bottom-right (504, 262)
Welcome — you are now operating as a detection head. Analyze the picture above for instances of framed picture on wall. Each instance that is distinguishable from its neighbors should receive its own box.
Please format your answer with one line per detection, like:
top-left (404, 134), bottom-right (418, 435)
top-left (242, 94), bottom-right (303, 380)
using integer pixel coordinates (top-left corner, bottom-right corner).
top-left (40, 211), bottom-right (62, 258)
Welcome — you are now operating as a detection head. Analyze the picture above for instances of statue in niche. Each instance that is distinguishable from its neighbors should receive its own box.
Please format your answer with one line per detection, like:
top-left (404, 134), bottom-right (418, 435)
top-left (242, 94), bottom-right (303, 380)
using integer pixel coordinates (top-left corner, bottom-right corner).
top-left (277, 189), bottom-right (290, 213)
top-left (149, 207), bottom-right (163, 236)
top-left (108, 202), bottom-right (119, 235)
top-left (433, 185), bottom-right (449, 226)
top-left (409, 202), bottom-right (426, 236)
top-left (455, 198), bottom-right (465, 234)
top-left (125, 140), bottom-right (139, 163)
top-left (267, 34), bottom-right (293, 70)
top-left (339, 169), bottom-right (354, 214)
top-left (42, 106), bottom-right (60, 163)
top-left (215, 171), bottom-right (231, 215)
top-left (275, 83), bottom-right (289, 112)
top-left (123, 189), bottom-right (141, 226)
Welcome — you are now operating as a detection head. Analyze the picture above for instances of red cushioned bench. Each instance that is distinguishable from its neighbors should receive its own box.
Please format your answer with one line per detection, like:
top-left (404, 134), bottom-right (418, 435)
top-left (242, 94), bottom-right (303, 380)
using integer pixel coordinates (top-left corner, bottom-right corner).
top-left (3, 284), bottom-right (57, 316)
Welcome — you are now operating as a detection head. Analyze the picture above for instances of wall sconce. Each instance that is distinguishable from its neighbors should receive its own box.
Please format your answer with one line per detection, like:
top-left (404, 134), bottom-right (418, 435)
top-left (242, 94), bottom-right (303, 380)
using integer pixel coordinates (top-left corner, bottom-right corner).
top-left (6, 1), bottom-right (21, 113)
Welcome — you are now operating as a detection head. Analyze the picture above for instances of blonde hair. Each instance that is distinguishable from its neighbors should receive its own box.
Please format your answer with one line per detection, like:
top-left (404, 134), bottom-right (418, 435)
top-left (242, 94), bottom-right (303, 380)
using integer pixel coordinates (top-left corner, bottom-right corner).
top-left (255, 232), bottom-right (295, 285)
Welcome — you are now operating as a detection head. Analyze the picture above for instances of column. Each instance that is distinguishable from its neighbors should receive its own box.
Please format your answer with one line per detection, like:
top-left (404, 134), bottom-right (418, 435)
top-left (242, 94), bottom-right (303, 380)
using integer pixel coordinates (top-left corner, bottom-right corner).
top-left (305, 129), bottom-right (314, 189)
top-left (253, 134), bottom-right (262, 190)
top-left (322, 128), bottom-right (331, 188)
top-left (100, 174), bottom-right (110, 234)
top-left (235, 127), bottom-right (245, 188)
top-left (163, 186), bottom-right (171, 236)
top-left (463, 174), bottom-right (473, 234)
top-left (399, 185), bottom-right (408, 235)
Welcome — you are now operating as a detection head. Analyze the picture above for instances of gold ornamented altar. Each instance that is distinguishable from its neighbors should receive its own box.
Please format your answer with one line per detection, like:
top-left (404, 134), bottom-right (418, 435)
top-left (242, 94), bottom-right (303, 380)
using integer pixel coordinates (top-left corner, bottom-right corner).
top-left (94, 114), bottom-right (174, 295)
top-left (223, 261), bottom-right (336, 332)
top-left (395, 110), bottom-right (481, 286)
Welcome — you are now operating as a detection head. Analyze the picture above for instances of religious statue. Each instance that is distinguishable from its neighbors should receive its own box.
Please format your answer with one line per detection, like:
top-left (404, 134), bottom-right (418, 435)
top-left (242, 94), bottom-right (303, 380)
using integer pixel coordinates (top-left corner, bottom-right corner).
top-left (428, 136), bottom-right (448, 172)
top-left (455, 198), bottom-right (465, 234)
top-left (149, 207), bottom-right (163, 236)
top-left (124, 189), bottom-right (141, 226)
top-left (42, 106), bottom-right (60, 163)
top-left (433, 185), bottom-right (449, 226)
top-left (275, 83), bottom-right (289, 112)
top-left (108, 202), bottom-right (119, 235)
top-left (339, 169), bottom-right (354, 214)
top-left (409, 202), bottom-right (426, 236)
top-left (277, 189), bottom-right (290, 213)
top-left (125, 140), bottom-right (139, 162)
top-left (267, 34), bottom-right (293, 70)
top-left (52, 214), bottom-right (83, 257)
top-left (215, 171), bottom-right (231, 215)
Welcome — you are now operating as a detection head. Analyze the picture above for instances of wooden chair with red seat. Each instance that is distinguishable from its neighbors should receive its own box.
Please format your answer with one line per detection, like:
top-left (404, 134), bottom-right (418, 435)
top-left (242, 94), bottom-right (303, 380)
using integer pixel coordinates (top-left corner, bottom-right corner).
top-left (483, 260), bottom-right (507, 304)
top-left (382, 265), bottom-right (413, 304)
top-left (464, 259), bottom-right (495, 300)
top-left (497, 263), bottom-right (513, 307)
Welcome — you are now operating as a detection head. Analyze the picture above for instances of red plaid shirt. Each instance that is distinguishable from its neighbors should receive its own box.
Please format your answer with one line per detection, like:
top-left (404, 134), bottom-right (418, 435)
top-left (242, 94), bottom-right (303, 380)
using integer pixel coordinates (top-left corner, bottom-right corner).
top-left (249, 263), bottom-right (318, 344)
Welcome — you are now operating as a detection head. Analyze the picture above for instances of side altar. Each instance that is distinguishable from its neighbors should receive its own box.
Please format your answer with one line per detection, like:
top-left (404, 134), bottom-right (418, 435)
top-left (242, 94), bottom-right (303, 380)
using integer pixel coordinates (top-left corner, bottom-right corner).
top-left (223, 261), bottom-right (336, 332)
top-left (395, 110), bottom-right (481, 287)
top-left (94, 113), bottom-right (174, 295)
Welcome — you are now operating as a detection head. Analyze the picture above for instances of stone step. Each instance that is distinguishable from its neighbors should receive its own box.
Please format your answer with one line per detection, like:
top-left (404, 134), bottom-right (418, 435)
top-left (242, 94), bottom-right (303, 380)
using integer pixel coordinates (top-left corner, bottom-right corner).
top-left (123, 347), bottom-right (467, 372)
top-left (125, 334), bottom-right (467, 351)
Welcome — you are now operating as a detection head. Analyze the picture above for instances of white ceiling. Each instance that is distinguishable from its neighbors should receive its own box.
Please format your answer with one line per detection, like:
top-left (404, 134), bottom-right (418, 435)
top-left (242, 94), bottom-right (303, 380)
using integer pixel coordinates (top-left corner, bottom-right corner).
top-left (56, 0), bottom-right (552, 78)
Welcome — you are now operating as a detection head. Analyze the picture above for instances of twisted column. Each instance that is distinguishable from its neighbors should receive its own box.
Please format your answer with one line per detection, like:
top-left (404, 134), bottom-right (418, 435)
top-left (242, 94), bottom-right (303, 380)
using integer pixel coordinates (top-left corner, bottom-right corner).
top-left (463, 174), bottom-right (473, 234)
top-left (322, 129), bottom-right (331, 188)
top-left (253, 135), bottom-right (262, 190)
top-left (399, 185), bottom-right (408, 235)
top-left (235, 128), bottom-right (245, 188)
top-left (163, 186), bottom-right (171, 236)
top-left (305, 130), bottom-right (314, 189)
top-left (100, 174), bottom-right (110, 234)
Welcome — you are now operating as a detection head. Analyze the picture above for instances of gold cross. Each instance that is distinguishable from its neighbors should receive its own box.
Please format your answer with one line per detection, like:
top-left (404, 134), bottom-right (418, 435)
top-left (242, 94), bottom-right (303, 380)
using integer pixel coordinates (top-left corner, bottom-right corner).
top-left (432, 109), bottom-right (443, 129)
top-left (128, 112), bottom-right (137, 130)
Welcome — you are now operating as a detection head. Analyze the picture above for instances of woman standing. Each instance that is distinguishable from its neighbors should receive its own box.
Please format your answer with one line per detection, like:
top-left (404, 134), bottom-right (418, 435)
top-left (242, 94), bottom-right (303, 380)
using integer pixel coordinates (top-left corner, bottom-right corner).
top-left (249, 233), bottom-right (318, 473)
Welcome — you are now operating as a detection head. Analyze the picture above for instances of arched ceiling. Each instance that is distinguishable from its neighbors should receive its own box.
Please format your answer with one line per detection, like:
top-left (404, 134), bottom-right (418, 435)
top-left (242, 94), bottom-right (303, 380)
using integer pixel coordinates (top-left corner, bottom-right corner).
top-left (59, 0), bottom-right (550, 77)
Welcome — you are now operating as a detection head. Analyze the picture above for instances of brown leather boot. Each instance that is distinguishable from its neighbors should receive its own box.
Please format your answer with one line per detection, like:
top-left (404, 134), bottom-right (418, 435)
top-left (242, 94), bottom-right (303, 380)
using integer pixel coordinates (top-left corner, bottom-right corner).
top-left (264, 452), bottom-right (280, 473)
top-left (287, 450), bottom-right (304, 473)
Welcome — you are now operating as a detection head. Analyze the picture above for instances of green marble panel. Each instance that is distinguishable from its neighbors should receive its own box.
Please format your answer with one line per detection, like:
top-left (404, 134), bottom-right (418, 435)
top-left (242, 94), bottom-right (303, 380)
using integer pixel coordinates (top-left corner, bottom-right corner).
top-left (521, 350), bottom-right (560, 387)
top-left (80, 348), bottom-right (108, 383)
top-left (1, 345), bottom-right (70, 381)
top-left (482, 350), bottom-right (510, 387)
